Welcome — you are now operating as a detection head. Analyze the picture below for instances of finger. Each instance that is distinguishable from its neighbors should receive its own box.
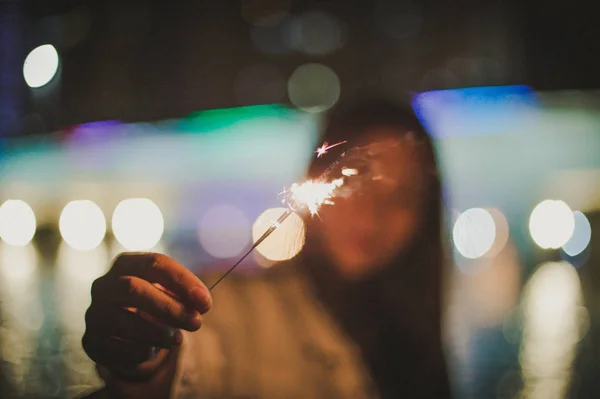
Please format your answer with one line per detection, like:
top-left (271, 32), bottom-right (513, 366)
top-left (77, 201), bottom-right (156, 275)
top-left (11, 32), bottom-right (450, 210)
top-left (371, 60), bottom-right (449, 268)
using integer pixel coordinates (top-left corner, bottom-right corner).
top-left (111, 253), bottom-right (212, 313)
top-left (93, 275), bottom-right (203, 331)
top-left (82, 332), bottom-right (154, 370)
top-left (153, 283), bottom-right (181, 300)
top-left (151, 334), bottom-right (183, 389)
top-left (85, 305), bottom-right (181, 349)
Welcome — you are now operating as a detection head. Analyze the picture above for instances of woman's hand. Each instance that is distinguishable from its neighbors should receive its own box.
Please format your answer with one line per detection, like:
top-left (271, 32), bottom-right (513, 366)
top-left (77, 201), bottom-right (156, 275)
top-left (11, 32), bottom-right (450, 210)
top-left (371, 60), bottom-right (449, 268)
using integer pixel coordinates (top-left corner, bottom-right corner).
top-left (82, 253), bottom-right (212, 379)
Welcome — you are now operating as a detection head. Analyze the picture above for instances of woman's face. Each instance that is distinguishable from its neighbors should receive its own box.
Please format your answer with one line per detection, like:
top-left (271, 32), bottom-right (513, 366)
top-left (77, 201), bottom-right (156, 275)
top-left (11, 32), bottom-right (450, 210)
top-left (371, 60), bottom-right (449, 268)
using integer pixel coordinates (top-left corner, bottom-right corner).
top-left (317, 128), bottom-right (428, 279)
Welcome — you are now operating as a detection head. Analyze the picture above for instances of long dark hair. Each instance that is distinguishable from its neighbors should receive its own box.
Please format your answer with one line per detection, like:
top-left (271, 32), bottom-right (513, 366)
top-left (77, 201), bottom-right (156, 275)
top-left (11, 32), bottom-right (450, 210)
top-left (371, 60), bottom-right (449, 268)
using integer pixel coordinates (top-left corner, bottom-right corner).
top-left (300, 97), bottom-right (450, 397)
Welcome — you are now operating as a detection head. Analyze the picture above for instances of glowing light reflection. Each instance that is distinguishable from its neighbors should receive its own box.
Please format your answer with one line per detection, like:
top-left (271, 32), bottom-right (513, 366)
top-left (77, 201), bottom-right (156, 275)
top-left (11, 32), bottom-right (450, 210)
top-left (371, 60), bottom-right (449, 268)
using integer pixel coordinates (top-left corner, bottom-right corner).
top-left (341, 168), bottom-right (358, 176)
top-left (287, 63), bottom-right (341, 113)
top-left (452, 208), bottom-right (496, 259)
top-left (0, 243), bottom-right (41, 327)
top-left (112, 198), bottom-right (164, 251)
top-left (520, 261), bottom-right (587, 398)
top-left (485, 208), bottom-right (510, 258)
top-left (55, 241), bottom-right (107, 391)
top-left (56, 242), bottom-right (110, 332)
top-left (59, 200), bottom-right (106, 251)
top-left (0, 243), bottom-right (42, 395)
top-left (0, 200), bottom-right (37, 246)
top-left (562, 211), bottom-right (591, 257)
top-left (529, 200), bottom-right (575, 249)
top-left (282, 178), bottom-right (344, 215)
top-left (198, 205), bottom-right (250, 259)
top-left (252, 207), bottom-right (305, 261)
top-left (23, 44), bottom-right (59, 88)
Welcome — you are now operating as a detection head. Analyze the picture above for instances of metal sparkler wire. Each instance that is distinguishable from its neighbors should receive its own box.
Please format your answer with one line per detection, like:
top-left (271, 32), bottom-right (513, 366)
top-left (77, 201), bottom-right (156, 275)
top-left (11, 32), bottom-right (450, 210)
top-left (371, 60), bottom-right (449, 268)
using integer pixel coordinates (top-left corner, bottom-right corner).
top-left (209, 208), bottom-right (293, 290)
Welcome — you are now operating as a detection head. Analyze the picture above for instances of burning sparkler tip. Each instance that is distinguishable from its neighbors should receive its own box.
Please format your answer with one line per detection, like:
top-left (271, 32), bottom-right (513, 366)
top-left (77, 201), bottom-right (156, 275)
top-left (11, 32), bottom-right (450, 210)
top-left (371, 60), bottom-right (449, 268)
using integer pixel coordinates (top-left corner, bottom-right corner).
top-left (315, 140), bottom-right (348, 158)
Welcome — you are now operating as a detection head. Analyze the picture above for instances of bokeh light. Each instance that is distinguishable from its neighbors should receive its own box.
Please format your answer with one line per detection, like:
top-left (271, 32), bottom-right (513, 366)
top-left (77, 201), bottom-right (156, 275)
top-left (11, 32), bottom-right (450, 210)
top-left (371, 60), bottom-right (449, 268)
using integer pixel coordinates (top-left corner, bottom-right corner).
top-left (252, 207), bottom-right (305, 261)
top-left (253, 250), bottom-right (277, 268)
top-left (59, 200), bottom-right (106, 251)
top-left (288, 63), bottom-right (340, 113)
top-left (234, 64), bottom-right (286, 105)
top-left (53, 239), bottom-right (109, 396)
top-left (529, 200), bottom-right (575, 249)
top-left (523, 262), bottom-right (584, 335)
top-left (56, 242), bottom-right (109, 331)
top-left (241, 0), bottom-right (290, 27)
top-left (520, 261), bottom-right (588, 397)
top-left (0, 243), bottom-right (43, 395)
top-left (0, 200), bottom-right (37, 247)
top-left (288, 11), bottom-right (343, 55)
top-left (198, 205), bottom-right (250, 259)
top-left (0, 243), bottom-right (43, 330)
top-left (112, 198), bottom-right (164, 251)
top-left (462, 240), bottom-right (521, 326)
top-left (561, 211), bottom-right (591, 257)
top-left (23, 44), bottom-right (60, 88)
top-left (452, 208), bottom-right (496, 259)
top-left (486, 208), bottom-right (510, 257)
top-left (0, 243), bottom-right (38, 283)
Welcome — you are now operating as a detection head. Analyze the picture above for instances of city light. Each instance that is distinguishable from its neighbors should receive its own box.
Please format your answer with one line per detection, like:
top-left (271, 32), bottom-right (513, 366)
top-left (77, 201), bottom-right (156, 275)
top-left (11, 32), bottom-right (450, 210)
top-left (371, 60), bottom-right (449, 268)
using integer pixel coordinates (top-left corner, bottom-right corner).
top-left (112, 198), bottom-right (164, 251)
top-left (288, 63), bottom-right (340, 113)
top-left (529, 200), bottom-right (575, 249)
top-left (0, 200), bottom-right (37, 247)
top-left (520, 261), bottom-right (587, 398)
top-left (23, 44), bottom-right (60, 88)
top-left (452, 207), bottom-right (496, 259)
top-left (561, 211), bottom-right (592, 257)
top-left (59, 200), bottom-right (106, 251)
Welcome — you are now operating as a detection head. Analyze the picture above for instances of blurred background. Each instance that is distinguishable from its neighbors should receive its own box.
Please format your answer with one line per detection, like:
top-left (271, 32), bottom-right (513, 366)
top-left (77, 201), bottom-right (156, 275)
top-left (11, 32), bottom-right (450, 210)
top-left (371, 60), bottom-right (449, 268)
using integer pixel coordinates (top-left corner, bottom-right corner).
top-left (1, 0), bottom-right (600, 398)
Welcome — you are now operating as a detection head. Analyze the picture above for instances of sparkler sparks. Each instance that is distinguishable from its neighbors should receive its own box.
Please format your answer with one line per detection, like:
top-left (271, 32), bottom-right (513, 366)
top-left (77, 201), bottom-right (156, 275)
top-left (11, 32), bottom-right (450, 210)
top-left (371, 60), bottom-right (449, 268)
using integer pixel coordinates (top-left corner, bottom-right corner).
top-left (281, 178), bottom-right (345, 215)
top-left (315, 140), bottom-right (347, 158)
top-left (341, 168), bottom-right (358, 176)
top-left (210, 140), bottom-right (354, 290)
top-left (209, 176), bottom-right (346, 290)
top-left (210, 138), bottom-right (407, 290)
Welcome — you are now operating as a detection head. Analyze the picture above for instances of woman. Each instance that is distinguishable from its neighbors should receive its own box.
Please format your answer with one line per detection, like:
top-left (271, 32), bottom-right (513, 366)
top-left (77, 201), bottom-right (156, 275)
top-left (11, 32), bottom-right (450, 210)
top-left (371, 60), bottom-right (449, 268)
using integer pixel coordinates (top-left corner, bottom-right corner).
top-left (82, 98), bottom-right (451, 399)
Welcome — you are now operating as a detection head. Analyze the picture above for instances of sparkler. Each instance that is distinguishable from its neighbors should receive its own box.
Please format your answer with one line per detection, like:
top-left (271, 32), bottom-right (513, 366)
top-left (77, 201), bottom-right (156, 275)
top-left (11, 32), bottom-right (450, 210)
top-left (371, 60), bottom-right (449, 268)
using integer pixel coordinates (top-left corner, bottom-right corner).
top-left (208, 138), bottom-right (400, 290)
top-left (208, 208), bottom-right (293, 290)
top-left (209, 141), bottom-right (350, 290)
top-left (315, 140), bottom-right (347, 158)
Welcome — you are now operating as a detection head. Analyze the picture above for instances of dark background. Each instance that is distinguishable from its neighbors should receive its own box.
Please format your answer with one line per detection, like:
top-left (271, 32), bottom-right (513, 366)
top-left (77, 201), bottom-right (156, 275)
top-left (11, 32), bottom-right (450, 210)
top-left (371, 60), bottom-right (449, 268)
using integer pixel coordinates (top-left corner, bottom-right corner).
top-left (2, 0), bottom-right (599, 135)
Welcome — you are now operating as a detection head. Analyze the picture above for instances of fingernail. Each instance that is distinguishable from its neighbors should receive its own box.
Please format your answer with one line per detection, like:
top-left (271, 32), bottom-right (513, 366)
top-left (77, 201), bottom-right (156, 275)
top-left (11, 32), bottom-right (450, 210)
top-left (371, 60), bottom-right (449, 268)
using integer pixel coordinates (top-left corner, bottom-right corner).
top-left (190, 287), bottom-right (212, 313)
top-left (183, 308), bottom-right (201, 325)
